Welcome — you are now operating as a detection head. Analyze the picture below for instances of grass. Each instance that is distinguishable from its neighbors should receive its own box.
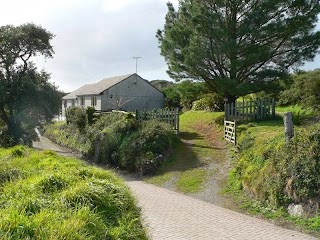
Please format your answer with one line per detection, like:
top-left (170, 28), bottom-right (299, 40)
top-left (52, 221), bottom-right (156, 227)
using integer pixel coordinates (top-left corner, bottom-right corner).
top-left (145, 111), bottom-right (225, 193)
top-left (146, 172), bottom-right (174, 186)
top-left (0, 146), bottom-right (147, 240)
top-left (176, 169), bottom-right (209, 193)
top-left (226, 107), bottom-right (320, 237)
top-left (237, 117), bottom-right (284, 143)
top-left (276, 104), bottom-right (314, 114)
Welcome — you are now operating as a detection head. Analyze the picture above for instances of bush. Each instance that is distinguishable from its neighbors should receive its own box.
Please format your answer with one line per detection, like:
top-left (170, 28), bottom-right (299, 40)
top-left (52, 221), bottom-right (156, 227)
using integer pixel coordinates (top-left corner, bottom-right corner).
top-left (278, 70), bottom-right (320, 110)
top-left (86, 106), bottom-right (96, 125)
top-left (65, 107), bottom-right (87, 132)
top-left (45, 113), bottom-right (175, 174)
top-left (192, 93), bottom-right (224, 111)
top-left (118, 120), bottom-right (173, 173)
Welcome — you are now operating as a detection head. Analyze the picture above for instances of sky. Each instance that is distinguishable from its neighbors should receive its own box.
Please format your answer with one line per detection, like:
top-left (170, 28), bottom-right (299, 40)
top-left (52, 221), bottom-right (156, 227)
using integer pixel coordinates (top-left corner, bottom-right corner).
top-left (0, 0), bottom-right (319, 92)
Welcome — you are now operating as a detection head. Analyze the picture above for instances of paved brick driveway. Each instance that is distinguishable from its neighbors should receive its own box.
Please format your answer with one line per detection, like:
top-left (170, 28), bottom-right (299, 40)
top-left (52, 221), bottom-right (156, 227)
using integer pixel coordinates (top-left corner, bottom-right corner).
top-left (33, 136), bottom-right (318, 240)
top-left (127, 180), bottom-right (318, 240)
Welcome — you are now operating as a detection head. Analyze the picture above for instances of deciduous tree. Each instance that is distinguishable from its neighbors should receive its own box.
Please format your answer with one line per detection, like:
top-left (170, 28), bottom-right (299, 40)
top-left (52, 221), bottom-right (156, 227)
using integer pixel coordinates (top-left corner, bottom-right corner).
top-left (0, 23), bottom-right (61, 146)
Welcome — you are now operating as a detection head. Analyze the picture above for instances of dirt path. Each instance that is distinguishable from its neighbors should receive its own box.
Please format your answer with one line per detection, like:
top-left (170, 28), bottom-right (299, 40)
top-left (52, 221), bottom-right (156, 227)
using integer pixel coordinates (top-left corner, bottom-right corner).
top-left (191, 122), bottom-right (234, 207)
top-left (33, 132), bottom-right (76, 157)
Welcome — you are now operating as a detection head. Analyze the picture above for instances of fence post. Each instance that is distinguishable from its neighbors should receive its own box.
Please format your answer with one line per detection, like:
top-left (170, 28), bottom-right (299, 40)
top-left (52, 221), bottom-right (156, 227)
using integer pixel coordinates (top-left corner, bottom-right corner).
top-left (234, 120), bottom-right (237, 145)
top-left (224, 103), bottom-right (228, 121)
top-left (176, 108), bottom-right (179, 135)
top-left (284, 112), bottom-right (294, 145)
top-left (272, 98), bottom-right (276, 117)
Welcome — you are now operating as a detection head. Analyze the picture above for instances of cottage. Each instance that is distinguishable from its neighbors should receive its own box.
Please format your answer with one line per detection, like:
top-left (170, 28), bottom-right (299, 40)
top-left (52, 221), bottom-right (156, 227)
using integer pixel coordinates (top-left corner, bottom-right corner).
top-left (62, 73), bottom-right (165, 112)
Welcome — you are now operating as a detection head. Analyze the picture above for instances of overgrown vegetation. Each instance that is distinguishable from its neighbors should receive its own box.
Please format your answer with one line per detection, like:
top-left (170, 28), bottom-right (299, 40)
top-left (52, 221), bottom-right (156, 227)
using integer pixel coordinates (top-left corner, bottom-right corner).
top-left (0, 146), bottom-right (147, 239)
top-left (45, 112), bottom-right (175, 174)
top-left (226, 117), bottom-right (320, 234)
top-left (278, 70), bottom-right (320, 111)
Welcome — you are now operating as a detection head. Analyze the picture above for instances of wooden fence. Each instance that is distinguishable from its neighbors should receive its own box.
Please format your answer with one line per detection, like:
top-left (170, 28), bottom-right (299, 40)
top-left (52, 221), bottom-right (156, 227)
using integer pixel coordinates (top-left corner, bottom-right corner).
top-left (135, 108), bottom-right (179, 134)
top-left (224, 120), bottom-right (236, 144)
top-left (225, 99), bottom-right (275, 122)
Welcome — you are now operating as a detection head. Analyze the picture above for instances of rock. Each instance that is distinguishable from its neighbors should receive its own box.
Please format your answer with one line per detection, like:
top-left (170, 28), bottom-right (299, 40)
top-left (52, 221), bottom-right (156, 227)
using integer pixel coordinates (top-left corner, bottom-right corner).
top-left (288, 203), bottom-right (304, 217)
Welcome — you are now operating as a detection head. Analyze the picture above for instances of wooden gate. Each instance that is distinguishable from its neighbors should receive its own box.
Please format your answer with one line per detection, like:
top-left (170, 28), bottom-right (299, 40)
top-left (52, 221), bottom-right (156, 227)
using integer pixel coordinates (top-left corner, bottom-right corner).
top-left (135, 108), bottom-right (179, 134)
top-left (224, 98), bottom-right (275, 122)
top-left (224, 120), bottom-right (236, 144)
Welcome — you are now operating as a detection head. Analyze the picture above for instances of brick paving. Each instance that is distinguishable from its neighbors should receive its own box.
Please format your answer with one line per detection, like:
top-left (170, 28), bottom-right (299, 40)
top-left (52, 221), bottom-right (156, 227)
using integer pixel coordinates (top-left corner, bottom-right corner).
top-left (126, 180), bottom-right (318, 240)
top-left (33, 136), bottom-right (318, 240)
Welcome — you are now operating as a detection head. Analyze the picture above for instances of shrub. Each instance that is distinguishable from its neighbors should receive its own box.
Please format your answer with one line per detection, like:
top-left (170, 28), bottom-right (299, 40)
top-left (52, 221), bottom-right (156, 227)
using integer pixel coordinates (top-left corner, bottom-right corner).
top-left (278, 69), bottom-right (320, 110)
top-left (65, 107), bottom-right (87, 132)
top-left (86, 106), bottom-right (96, 125)
top-left (192, 93), bottom-right (224, 111)
top-left (45, 113), bottom-right (174, 174)
top-left (118, 120), bottom-right (174, 173)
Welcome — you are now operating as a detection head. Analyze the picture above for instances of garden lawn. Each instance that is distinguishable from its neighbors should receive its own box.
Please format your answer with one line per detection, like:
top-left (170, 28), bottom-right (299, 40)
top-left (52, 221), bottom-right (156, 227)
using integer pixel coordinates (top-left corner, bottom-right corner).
top-left (0, 146), bottom-right (147, 240)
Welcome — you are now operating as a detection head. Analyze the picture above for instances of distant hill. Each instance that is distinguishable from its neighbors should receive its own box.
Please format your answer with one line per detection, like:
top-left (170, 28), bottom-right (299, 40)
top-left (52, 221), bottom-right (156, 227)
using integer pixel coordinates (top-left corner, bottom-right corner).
top-left (149, 80), bottom-right (174, 91)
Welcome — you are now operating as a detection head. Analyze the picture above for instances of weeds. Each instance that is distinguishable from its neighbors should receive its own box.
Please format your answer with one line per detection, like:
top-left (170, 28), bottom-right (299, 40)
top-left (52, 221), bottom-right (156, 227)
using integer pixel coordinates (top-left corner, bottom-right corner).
top-left (0, 148), bottom-right (147, 240)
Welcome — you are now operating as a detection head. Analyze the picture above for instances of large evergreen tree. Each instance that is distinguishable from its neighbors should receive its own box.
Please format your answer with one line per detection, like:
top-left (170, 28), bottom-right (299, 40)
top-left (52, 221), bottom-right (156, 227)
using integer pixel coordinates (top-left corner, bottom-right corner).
top-left (157, 0), bottom-right (320, 103)
top-left (0, 23), bottom-right (61, 146)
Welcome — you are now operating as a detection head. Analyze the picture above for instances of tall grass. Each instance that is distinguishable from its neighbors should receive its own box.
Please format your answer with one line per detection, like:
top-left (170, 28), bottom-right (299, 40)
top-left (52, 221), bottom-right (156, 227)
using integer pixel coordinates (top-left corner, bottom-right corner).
top-left (0, 146), bottom-right (147, 240)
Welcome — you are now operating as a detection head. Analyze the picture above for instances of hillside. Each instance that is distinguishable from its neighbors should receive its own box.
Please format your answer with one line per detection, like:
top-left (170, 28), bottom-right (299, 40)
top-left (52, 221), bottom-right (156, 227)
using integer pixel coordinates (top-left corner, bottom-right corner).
top-left (0, 146), bottom-right (147, 240)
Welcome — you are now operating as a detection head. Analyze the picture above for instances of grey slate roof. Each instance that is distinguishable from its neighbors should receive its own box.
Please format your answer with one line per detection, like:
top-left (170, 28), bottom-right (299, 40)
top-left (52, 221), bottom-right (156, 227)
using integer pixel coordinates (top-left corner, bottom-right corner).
top-left (62, 73), bottom-right (134, 99)
top-left (62, 83), bottom-right (95, 100)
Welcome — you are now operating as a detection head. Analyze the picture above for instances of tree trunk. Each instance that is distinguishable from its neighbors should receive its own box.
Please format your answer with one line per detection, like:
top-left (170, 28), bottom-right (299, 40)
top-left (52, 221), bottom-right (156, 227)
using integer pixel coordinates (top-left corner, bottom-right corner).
top-left (225, 95), bottom-right (237, 105)
top-left (8, 116), bottom-right (22, 145)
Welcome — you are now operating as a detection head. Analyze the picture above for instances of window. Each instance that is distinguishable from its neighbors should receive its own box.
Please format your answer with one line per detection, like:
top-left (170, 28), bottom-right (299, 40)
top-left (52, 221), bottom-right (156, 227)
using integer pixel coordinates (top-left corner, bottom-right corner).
top-left (91, 96), bottom-right (97, 107)
top-left (80, 97), bottom-right (85, 106)
top-left (63, 100), bottom-right (67, 109)
top-left (72, 99), bottom-right (75, 106)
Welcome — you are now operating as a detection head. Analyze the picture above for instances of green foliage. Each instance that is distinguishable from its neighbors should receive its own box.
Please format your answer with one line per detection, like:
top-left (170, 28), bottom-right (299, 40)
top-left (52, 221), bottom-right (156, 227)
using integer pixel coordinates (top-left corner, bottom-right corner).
top-left (119, 120), bottom-right (174, 173)
top-left (229, 122), bottom-right (320, 211)
top-left (86, 106), bottom-right (96, 125)
top-left (176, 81), bottom-right (207, 110)
top-left (163, 80), bottom-right (215, 110)
top-left (149, 79), bottom-right (174, 90)
top-left (45, 113), bottom-right (175, 174)
top-left (66, 107), bottom-right (87, 132)
top-left (162, 86), bottom-right (181, 109)
top-left (278, 70), bottom-right (320, 111)
top-left (0, 148), bottom-right (147, 239)
top-left (157, 1), bottom-right (320, 102)
top-left (192, 93), bottom-right (224, 111)
top-left (176, 169), bottom-right (209, 193)
top-left (0, 23), bottom-right (61, 146)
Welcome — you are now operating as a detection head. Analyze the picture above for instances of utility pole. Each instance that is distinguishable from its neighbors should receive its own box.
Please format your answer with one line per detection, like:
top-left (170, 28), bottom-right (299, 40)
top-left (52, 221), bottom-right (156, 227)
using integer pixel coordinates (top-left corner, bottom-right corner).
top-left (133, 57), bottom-right (142, 74)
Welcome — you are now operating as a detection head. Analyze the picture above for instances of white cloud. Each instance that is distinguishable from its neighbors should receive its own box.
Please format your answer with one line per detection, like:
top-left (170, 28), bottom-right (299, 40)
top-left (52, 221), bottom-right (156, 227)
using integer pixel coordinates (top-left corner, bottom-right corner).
top-left (101, 0), bottom-right (136, 13)
top-left (0, 0), bottom-right (319, 93)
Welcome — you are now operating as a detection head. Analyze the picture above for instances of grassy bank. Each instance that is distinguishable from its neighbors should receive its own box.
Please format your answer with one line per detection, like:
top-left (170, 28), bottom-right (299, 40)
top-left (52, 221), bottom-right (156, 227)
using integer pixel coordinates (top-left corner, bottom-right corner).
top-left (227, 114), bottom-right (320, 236)
top-left (0, 146), bottom-right (147, 240)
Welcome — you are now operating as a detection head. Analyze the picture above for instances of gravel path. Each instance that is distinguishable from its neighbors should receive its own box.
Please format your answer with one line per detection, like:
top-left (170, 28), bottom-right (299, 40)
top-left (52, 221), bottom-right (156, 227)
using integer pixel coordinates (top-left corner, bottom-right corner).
top-left (33, 136), bottom-right (318, 240)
